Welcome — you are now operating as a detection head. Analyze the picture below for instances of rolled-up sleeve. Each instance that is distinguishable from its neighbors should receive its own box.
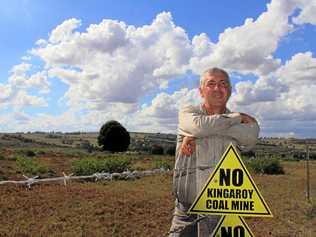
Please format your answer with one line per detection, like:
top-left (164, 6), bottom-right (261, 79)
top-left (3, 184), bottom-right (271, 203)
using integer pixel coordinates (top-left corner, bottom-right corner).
top-left (223, 122), bottom-right (260, 151)
top-left (178, 105), bottom-right (242, 138)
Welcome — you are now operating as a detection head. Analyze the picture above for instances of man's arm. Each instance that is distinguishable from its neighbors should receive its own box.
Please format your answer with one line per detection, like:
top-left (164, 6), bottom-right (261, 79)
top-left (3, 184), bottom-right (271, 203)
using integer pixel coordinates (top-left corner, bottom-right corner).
top-left (222, 122), bottom-right (260, 151)
top-left (178, 105), bottom-right (242, 137)
top-left (178, 105), bottom-right (260, 153)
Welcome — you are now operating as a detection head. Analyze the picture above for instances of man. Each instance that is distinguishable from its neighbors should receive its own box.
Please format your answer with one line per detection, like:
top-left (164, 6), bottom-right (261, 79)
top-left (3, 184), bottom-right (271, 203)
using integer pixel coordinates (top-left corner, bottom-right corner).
top-left (169, 67), bottom-right (259, 236)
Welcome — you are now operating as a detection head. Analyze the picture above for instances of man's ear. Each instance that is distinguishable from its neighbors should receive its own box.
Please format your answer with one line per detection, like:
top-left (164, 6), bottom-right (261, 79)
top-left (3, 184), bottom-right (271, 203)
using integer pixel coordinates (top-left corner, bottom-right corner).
top-left (199, 87), bottom-right (204, 98)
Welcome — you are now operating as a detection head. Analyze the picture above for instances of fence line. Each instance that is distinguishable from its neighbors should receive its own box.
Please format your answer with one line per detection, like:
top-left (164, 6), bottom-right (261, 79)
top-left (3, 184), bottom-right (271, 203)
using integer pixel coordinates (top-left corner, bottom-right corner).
top-left (0, 168), bottom-right (170, 188)
top-left (0, 165), bottom-right (214, 189)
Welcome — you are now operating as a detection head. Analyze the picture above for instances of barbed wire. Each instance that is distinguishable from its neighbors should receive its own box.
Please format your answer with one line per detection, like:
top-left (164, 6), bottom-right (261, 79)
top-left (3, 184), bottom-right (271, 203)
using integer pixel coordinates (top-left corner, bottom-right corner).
top-left (0, 165), bottom-right (217, 189)
top-left (0, 168), bottom-right (171, 189)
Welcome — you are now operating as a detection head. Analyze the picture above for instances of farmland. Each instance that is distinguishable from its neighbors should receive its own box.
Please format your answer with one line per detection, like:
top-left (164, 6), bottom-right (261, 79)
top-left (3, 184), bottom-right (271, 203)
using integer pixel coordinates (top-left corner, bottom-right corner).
top-left (0, 132), bottom-right (315, 236)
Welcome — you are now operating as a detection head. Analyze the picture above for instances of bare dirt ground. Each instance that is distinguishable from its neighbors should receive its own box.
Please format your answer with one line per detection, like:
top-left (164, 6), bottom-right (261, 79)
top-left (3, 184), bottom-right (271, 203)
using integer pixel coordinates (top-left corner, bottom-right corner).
top-left (0, 148), bottom-right (315, 237)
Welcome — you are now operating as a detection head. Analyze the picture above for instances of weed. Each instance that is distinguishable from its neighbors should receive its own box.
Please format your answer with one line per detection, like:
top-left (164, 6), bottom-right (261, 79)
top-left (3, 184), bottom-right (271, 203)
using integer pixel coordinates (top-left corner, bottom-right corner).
top-left (151, 145), bottom-right (164, 155)
top-left (15, 156), bottom-right (48, 175)
top-left (247, 157), bottom-right (285, 175)
top-left (154, 159), bottom-right (172, 170)
top-left (72, 157), bottom-right (131, 175)
top-left (306, 199), bottom-right (316, 219)
top-left (25, 150), bottom-right (36, 157)
top-left (0, 153), bottom-right (5, 160)
top-left (165, 146), bottom-right (176, 156)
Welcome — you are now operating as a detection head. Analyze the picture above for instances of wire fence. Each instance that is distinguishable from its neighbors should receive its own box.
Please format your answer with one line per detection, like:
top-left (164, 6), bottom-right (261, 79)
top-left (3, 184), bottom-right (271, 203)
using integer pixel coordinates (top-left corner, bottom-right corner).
top-left (0, 168), bottom-right (171, 189)
top-left (0, 165), bottom-right (215, 189)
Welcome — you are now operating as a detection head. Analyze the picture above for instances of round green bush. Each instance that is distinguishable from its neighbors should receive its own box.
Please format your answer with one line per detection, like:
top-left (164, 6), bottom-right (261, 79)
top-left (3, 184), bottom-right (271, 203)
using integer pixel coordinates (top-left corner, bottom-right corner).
top-left (98, 120), bottom-right (130, 153)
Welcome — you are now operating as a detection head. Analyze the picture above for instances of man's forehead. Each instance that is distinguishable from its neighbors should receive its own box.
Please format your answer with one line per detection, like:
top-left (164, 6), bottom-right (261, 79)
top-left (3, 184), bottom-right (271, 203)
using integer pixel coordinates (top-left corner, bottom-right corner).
top-left (204, 73), bottom-right (228, 82)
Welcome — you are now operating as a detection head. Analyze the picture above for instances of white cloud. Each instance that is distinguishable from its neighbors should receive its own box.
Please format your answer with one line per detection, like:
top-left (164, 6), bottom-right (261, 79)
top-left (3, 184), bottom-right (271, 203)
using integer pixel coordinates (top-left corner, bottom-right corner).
top-left (275, 51), bottom-right (316, 84)
top-left (29, 1), bottom-right (310, 113)
top-left (8, 63), bottom-right (50, 92)
top-left (292, 0), bottom-right (316, 25)
top-left (231, 76), bottom-right (288, 106)
top-left (12, 90), bottom-right (47, 108)
top-left (2, 1), bottom-right (316, 137)
top-left (128, 88), bottom-right (200, 133)
top-left (49, 18), bottom-right (81, 44)
top-left (0, 62), bottom-right (49, 110)
top-left (190, 0), bottom-right (300, 76)
top-left (0, 84), bottom-right (13, 104)
top-left (228, 51), bottom-right (316, 137)
top-left (32, 12), bottom-right (193, 110)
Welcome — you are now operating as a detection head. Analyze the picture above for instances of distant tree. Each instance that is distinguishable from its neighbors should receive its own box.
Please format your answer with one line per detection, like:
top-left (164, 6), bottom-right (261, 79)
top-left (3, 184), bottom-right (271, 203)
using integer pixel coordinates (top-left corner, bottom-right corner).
top-left (97, 120), bottom-right (130, 153)
top-left (151, 145), bottom-right (164, 155)
top-left (166, 146), bottom-right (176, 156)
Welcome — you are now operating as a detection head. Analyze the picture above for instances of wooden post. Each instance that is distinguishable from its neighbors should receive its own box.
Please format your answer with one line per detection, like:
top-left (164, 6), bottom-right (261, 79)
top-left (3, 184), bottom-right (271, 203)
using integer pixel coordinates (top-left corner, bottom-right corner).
top-left (305, 142), bottom-right (310, 202)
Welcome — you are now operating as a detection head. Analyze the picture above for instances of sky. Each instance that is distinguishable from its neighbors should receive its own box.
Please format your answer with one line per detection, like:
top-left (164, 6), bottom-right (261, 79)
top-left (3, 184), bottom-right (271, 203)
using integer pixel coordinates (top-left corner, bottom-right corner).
top-left (0, 0), bottom-right (316, 138)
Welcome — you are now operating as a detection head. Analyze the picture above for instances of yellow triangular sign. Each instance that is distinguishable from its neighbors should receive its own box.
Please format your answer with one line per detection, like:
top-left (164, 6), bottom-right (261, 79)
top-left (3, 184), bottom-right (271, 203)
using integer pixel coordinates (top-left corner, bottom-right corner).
top-left (211, 215), bottom-right (254, 237)
top-left (189, 143), bottom-right (273, 217)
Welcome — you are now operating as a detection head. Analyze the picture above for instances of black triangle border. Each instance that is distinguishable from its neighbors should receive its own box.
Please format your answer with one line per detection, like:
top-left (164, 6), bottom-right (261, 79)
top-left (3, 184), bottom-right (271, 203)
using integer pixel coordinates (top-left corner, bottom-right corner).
top-left (188, 143), bottom-right (273, 217)
top-left (211, 216), bottom-right (254, 237)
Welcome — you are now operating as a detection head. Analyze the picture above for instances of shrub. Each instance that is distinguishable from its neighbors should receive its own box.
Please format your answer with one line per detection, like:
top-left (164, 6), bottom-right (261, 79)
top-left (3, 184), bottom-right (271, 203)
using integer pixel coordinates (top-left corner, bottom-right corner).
top-left (16, 156), bottom-right (48, 175)
top-left (72, 157), bottom-right (131, 175)
top-left (293, 152), bottom-right (305, 160)
top-left (25, 150), bottom-right (36, 157)
top-left (97, 120), bottom-right (130, 153)
top-left (80, 140), bottom-right (94, 153)
top-left (306, 199), bottom-right (316, 219)
top-left (166, 146), bottom-right (176, 156)
top-left (0, 153), bottom-right (5, 160)
top-left (247, 157), bottom-right (285, 175)
top-left (151, 145), bottom-right (164, 155)
top-left (309, 152), bottom-right (316, 160)
top-left (241, 150), bottom-right (255, 158)
top-left (154, 159), bottom-right (172, 170)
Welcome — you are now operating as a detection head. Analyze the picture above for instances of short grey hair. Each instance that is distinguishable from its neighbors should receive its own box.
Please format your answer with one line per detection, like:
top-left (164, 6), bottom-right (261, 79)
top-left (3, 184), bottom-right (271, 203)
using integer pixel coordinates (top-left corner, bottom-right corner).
top-left (199, 67), bottom-right (232, 95)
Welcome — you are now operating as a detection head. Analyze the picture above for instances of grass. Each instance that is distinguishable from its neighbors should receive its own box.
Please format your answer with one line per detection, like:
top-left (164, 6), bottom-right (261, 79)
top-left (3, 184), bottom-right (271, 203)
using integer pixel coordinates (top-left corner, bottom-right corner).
top-left (0, 147), bottom-right (315, 236)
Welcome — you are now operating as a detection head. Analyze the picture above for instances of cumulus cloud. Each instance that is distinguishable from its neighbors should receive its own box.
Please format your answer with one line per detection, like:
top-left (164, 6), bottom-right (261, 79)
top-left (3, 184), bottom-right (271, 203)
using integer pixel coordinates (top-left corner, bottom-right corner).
top-left (1, 0), bottom-right (316, 137)
top-left (31, 12), bottom-right (193, 110)
top-left (30, 0), bottom-right (311, 113)
top-left (292, 0), bottom-right (316, 25)
top-left (231, 76), bottom-right (288, 106)
top-left (122, 88), bottom-right (200, 133)
top-left (0, 62), bottom-right (49, 110)
top-left (228, 51), bottom-right (316, 137)
top-left (190, 0), bottom-right (301, 76)
top-left (275, 51), bottom-right (316, 84)
top-left (49, 18), bottom-right (81, 44)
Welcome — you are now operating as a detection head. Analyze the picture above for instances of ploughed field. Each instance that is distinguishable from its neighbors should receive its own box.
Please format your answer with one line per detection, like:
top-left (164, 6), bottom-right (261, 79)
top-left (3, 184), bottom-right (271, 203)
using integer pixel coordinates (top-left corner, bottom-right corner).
top-left (0, 147), bottom-right (315, 237)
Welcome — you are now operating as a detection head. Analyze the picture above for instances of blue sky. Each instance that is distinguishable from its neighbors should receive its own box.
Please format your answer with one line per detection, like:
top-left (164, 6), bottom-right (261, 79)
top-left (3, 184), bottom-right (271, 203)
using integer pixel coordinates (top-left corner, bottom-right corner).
top-left (0, 0), bottom-right (316, 137)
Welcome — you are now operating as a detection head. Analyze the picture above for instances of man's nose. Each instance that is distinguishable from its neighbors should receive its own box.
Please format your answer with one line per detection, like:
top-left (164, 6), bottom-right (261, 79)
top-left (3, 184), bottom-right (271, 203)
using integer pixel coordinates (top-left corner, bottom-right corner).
top-left (213, 84), bottom-right (221, 90)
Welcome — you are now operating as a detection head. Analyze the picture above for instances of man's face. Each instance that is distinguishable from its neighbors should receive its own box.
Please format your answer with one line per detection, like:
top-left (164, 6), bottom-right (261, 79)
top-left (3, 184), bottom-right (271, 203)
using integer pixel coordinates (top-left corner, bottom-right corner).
top-left (199, 72), bottom-right (231, 107)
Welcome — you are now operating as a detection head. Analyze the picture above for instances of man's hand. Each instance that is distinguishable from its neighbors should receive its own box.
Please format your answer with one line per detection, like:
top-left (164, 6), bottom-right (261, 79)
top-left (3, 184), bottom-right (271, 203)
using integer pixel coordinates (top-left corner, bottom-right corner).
top-left (180, 136), bottom-right (196, 156)
top-left (240, 113), bottom-right (257, 124)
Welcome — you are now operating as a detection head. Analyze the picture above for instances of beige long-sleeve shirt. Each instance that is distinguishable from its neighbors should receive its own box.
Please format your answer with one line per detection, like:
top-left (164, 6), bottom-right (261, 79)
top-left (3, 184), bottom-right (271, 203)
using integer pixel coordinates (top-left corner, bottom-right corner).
top-left (173, 104), bottom-right (259, 206)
